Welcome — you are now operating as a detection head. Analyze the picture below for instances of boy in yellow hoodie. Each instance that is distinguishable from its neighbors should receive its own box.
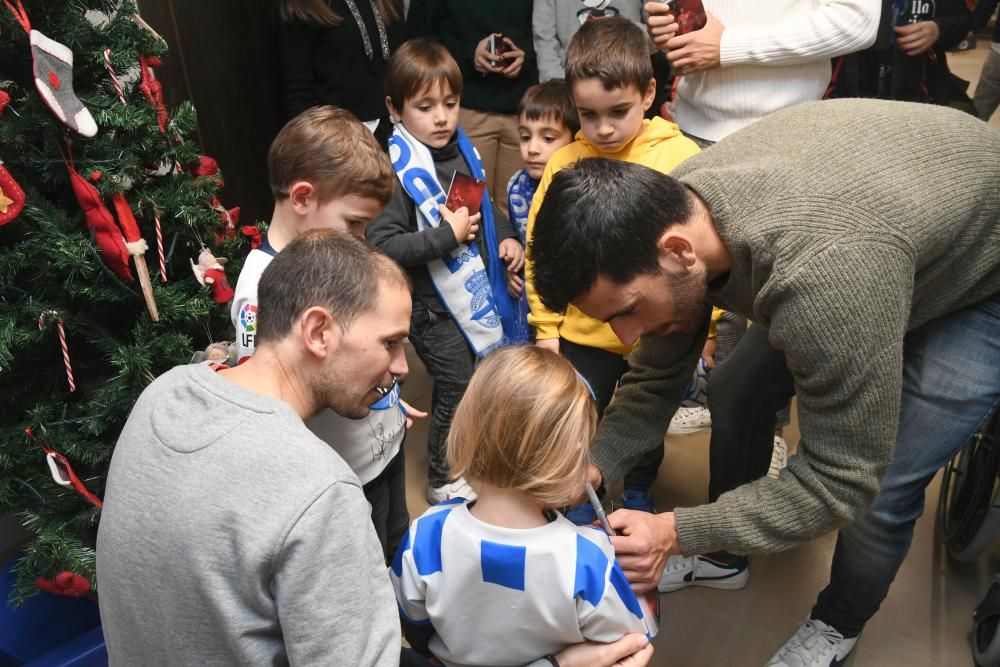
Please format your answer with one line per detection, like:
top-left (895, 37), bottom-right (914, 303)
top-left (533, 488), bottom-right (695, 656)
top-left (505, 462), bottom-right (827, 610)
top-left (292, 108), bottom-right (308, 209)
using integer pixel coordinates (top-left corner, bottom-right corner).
top-left (525, 16), bottom-right (700, 522)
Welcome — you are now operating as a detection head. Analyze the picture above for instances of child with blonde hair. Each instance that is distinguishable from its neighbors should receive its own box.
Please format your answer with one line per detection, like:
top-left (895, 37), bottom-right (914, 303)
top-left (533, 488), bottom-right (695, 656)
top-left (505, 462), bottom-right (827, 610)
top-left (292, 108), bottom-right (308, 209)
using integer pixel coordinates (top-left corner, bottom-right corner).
top-left (390, 345), bottom-right (649, 666)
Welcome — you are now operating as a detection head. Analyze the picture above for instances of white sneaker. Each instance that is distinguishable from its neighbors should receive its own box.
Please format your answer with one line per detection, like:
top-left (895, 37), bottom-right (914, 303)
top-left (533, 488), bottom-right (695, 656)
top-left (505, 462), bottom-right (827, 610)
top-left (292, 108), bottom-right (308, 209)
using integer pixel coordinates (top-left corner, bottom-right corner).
top-left (667, 405), bottom-right (712, 437)
top-left (426, 477), bottom-right (477, 505)
top-left (768, 435), bottom-right (788, 479)
top-left (766, 618), bottom-right (858, 667)
top-left (658, 554), bottom-right (749, 593)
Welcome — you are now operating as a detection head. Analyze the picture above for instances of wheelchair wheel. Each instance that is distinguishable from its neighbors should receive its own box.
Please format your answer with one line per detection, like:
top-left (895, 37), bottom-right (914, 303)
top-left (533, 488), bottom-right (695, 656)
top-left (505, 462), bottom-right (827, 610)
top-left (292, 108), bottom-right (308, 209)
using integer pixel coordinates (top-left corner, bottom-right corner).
top-left (975, 575), bottom-right (1000, 667)
top-left (937, 408), bottom-right (1000, 563)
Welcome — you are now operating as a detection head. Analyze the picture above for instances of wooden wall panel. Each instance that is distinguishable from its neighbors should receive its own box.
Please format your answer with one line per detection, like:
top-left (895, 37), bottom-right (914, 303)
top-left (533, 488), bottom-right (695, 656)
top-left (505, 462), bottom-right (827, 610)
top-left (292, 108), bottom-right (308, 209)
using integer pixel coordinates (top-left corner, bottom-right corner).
top-left (136, 0), bottom-right (283, 226)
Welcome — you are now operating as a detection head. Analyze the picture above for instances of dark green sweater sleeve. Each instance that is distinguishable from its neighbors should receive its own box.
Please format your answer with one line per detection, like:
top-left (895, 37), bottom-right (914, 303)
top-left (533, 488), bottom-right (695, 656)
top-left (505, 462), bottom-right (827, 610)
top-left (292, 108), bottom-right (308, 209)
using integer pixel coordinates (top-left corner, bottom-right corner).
top-left (675, 238), bottom-right (915, 555)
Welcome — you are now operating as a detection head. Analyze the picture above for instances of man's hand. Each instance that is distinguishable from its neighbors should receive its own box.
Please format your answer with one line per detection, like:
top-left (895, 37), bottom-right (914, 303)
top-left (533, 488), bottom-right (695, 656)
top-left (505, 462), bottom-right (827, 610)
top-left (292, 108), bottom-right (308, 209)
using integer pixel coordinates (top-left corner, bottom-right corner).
top-left (498, 238), bottom-right (525, 273)
top-left (474, 35), bottom-right (504, 74)
top-left (399, 399), bottom-right (427, 430)
top-left (535, 337), bottom-right (560, 355)
top-left (499, 37), bottom-right (526, 79)
top-left (609, 510), bottom-right (680, 592)
top-left (665, 11), bottom-right (725, 76)
top-left (554, 633), bottom-right (653, 667)
top-left (644, 1), bottom-right (679, 51)
top-left (894, 21), bottom-right (941, 57)
top-left (438, 204), bottom-right (480, 243)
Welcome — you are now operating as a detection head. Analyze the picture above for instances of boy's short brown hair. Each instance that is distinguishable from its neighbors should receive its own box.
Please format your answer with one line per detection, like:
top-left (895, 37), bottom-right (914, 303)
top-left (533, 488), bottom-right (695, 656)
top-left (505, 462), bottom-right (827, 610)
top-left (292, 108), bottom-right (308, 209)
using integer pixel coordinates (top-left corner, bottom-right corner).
top-left (268, 105), bottom-right (394, 206)
top-left (517, 80), bottom-right (581, 136)
top-left (447, 346), bottom-right (597, 508)
top-left (384, 38), bottom-right (463, 111)
top-left (565, 16), bottom-right (653, 93)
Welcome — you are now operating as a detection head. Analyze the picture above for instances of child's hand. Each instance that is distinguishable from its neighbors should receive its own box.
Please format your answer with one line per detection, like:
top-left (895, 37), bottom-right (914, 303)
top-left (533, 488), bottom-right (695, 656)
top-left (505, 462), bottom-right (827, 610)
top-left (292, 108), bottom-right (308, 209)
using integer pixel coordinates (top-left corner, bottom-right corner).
top-left (701, 337), bottom-right (717, 370)
top-left (499, 37), bottom-right (525, 79)
top-left (399, 399), bottom-right (428, 430)
top-left (644, 2), bottom-right (679, 51)
top-left (498, 238), bottom-right (524, 273)
top-left (894, 20), bottom-right (940, 56)
top-left (474, 35), bottom-right (504, 74)
top-left (535, 337), bottom-right (560, 356)
top-left (438, 204), bottom-right (480, 243)
top-left (505, 271), bottom-right (524, 299)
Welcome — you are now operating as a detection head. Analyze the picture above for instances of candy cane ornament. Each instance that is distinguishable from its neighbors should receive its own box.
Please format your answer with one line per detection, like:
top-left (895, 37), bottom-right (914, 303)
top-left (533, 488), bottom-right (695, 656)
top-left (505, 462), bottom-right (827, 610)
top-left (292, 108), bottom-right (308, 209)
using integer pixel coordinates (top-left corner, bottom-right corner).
top-left (102, 49), bottom-right (126, 104)
top-left (38, 310), bottom-right (75, 392)
top-left (154, 213), bottom-right (166, 282)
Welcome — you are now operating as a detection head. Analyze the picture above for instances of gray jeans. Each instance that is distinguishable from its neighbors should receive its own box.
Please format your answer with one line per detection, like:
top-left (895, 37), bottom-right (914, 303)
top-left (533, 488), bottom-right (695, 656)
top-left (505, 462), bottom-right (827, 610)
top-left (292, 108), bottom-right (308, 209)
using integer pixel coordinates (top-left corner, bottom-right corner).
top-left (974, 44), bottom-right (1000, 122)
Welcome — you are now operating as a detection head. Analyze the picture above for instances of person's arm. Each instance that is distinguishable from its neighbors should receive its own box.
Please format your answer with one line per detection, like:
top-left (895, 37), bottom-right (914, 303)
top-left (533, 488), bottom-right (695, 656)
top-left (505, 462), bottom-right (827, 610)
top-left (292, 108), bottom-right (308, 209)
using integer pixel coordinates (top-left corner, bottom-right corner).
top-left (932, 0), bottom-right (973, 52)
top-left (533, 0), bottom-right (565, 82)
top-left (525, 160), bottom-right (567, 343)
top-left (673, 238), bottom-right (914, 556)
top-left (366, 182), bottom-right (462, 267)
top-left (588, 314), bottom-right (710, 485)
top-left (577, 537), bottom-right (648, 642)
top-left (719, 0), bottom-right (881, 66)
top-left (492, 201), bottom-right (518, 242)
top-left (389, 519), bottom-right (435, 656)
top-left (274, 481), bottom-right (400, 667)
top-left (277, 19), bottom-right (320, 119)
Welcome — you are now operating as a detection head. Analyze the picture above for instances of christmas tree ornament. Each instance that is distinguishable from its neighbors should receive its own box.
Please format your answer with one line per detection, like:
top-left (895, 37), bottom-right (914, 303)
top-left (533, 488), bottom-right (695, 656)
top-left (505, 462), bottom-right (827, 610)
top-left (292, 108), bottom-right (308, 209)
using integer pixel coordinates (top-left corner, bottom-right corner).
top-left (211, 195), bottom-right (239, 243)
top-left (0, 89), bottom-right (10, 116)
top-left (37, 310), bottom-right (75, 392)
top-left (0, 160), bottom-right (26, 225)
top-left (59, 148), bottom-right (133, 281)
top-left (154, 213), bottom-right (167, 282)
top-left (110, 193), bottom-right (159, 321)
top-left (25, 426), bottom-right (103, 508)
top-left (241, 225), bottom-right (262, 249)
top-left (190, 247), bottom-right (234, 304)
top-left (138, 55), bottom-right (168, 133)
top-left (2, 0), bottom-right (98, 137)
top-left (36, 571), bottom-right (91, 597)
top-left (102, 49), bottom-right (127, 105)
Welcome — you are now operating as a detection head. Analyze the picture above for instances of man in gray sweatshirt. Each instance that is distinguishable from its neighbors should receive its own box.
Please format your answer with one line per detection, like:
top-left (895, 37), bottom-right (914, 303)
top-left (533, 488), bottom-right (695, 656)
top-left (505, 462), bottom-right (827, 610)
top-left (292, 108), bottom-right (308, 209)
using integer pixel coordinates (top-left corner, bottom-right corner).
top-left (97, 231), bottom-right (411, 666)
top-left (530, 99), bottom-right (1000, 667)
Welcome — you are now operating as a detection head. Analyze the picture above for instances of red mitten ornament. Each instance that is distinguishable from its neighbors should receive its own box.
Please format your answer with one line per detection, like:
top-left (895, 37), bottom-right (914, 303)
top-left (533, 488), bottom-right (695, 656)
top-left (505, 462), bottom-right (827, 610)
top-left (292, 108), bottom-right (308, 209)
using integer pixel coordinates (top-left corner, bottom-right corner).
top-left (36, 571), bottom-right (91, 597)
top-left (0, 160), bottom-right (25, 225)
top-left (2, 1), bottom-right (97, 137)
top-left (60, 152), bottom-right (133, 281)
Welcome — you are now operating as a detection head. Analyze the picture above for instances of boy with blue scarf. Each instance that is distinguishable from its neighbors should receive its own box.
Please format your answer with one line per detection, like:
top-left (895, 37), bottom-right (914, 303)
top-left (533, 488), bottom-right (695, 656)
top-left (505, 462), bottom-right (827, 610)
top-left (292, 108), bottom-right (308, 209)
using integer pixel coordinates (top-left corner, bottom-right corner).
top-left (368, 39), bottom-right (525, 505)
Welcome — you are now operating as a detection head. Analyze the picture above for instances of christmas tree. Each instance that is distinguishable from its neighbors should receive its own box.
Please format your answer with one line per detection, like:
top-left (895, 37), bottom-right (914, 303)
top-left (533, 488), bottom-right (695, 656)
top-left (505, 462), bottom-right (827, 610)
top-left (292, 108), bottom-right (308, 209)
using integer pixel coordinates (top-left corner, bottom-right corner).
top-left (0, 0), bottom-right (248, 603)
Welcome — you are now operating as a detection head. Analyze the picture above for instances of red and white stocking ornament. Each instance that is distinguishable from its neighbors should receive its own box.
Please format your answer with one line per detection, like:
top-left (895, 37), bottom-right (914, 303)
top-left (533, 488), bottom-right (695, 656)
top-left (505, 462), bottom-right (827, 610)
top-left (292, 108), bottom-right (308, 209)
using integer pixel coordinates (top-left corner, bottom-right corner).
top-left (0, 160), bottom-right (25, 225)
top-left (2, 0), bottom-right (98, 137)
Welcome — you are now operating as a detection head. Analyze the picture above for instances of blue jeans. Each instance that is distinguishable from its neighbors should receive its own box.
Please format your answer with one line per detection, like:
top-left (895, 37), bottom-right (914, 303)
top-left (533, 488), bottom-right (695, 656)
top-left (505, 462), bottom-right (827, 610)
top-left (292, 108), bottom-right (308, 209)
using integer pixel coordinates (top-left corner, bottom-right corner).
top-left (812, 294), bottom-right (1000, 637)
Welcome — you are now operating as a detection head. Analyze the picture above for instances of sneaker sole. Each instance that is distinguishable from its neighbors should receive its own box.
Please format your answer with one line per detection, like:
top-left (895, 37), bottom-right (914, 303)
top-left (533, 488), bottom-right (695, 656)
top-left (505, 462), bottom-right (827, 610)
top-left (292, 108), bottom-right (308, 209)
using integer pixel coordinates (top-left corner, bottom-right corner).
top-left (659, 571), bottom-right (749, 593)
top-left (667, 425), bottom-right (712, 437)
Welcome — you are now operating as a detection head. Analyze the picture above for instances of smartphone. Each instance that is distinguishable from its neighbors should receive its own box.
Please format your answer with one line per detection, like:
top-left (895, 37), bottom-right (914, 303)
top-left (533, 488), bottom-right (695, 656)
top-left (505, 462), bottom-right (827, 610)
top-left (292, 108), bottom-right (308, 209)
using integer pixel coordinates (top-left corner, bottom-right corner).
top-left (584, 483), bottom-right (661, 637)
top-left (665, 0), bottom-right (707, 35)
top-left (488, 32), bottom-right (510, 60)
top-left (445, 172), bottom-right (486, 216)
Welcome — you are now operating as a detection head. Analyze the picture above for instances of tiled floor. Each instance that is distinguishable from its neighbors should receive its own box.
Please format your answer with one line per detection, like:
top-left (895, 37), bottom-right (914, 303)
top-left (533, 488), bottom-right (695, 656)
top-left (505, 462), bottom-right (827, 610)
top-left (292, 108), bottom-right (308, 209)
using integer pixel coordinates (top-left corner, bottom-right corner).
top-left (399, 41), bottom-right (1000, 667)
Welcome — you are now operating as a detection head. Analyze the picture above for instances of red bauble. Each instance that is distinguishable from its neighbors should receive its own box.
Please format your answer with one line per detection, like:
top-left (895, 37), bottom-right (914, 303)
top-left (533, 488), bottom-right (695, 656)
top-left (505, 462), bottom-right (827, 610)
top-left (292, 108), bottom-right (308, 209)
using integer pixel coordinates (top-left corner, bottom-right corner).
top-left (0, 162), bottom-right (25, 226)
top-left (36, 571), bottom-right (91, 597)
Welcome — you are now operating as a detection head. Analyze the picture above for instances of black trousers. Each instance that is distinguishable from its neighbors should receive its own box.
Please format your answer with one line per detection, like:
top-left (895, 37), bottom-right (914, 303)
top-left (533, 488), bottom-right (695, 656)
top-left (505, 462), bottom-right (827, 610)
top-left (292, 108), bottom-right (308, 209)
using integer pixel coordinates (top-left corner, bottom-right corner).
top-left (561, 338), bottom-right (665, 490)
top-left (363, 445), bottom-right (409, 564)
top-left (706, 323), bottom-right (795, 502)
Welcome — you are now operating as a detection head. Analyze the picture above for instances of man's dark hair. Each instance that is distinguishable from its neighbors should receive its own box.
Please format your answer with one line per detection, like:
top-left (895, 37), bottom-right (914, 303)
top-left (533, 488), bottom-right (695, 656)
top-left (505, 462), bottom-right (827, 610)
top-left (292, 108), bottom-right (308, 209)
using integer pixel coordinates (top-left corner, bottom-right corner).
top-left (530, 158), bottom-right (693, 313)
top-left (256, 230), bottom-right (409, 345)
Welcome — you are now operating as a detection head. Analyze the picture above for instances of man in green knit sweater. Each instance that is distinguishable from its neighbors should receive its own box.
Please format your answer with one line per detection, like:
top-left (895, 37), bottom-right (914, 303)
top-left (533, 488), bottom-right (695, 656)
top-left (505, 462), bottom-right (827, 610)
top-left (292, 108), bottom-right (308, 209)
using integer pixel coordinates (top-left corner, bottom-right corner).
top-left (530, 98), bottom-right (1000, 667)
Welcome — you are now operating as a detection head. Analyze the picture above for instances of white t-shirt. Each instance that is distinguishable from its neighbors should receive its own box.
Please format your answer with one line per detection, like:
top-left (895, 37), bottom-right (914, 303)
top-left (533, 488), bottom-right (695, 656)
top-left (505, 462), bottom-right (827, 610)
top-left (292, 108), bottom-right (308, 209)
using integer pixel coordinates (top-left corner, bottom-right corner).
top-left (391, 500), bottom-right (650, 667)
top-left (231, 248), bottom-right (406, 485)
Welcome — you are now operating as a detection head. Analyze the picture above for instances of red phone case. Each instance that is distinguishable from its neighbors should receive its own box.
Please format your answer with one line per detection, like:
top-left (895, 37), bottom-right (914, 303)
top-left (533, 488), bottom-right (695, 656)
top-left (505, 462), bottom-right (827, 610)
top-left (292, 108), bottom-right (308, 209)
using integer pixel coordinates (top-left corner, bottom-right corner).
top-left (445, 172), bottom-right (486, 216)
top-left (671, 0), bottom-right (707, 35)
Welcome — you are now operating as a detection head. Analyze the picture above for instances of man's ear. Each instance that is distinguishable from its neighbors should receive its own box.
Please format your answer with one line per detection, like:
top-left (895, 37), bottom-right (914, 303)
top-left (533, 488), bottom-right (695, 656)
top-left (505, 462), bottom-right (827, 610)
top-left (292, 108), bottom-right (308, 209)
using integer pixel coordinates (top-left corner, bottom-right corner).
top-left (655, 229), bottom-right (697, 271)
top-left (385, 96), bottom-right (401, 123)
top-left (299, 306), bottom-right (339, 360)
top-left (288, 181), bottom-right (316, 216)
top-left (642, 77), bottom-right (657, 112)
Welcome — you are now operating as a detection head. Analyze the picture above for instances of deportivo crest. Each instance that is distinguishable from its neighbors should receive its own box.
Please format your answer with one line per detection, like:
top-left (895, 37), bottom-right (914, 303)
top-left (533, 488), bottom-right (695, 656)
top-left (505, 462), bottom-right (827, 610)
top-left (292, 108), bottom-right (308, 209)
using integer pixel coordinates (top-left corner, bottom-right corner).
top-left (464, 270), bottom-right (500, 329)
